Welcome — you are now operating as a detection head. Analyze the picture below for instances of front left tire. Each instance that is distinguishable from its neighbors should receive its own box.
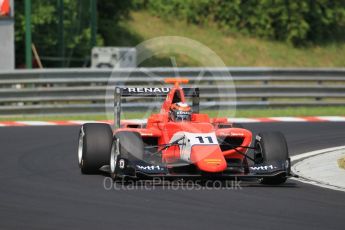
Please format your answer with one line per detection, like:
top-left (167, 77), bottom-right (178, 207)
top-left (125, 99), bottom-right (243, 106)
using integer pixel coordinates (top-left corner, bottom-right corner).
top-left (78, 123), bottom-right (113, 174)
top-left (254, 132), bottom-right (290, 185)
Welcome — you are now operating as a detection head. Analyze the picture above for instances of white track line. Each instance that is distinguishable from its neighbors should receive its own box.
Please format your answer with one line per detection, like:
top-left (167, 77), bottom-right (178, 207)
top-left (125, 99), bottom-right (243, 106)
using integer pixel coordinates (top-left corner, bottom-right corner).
top-left (67, 120), bottom-right (97, 125)
top-left (316, 116), bottom-right (345, 122)
top-left (291, 146), bottom-right (345, 162)
top-left (269, 117), bottom-right (306, 122)
top-left (228, 118), bottom-right (260, 123)
top-left (16, 121), bottom-right (56, 126)
top-left (289, 177), bottom-right (345, 192)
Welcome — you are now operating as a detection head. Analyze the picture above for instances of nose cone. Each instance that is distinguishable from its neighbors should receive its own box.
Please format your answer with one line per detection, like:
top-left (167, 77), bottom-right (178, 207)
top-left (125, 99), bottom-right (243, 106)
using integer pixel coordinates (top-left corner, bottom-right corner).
top-left (191, 145), bottom-right (227, 173)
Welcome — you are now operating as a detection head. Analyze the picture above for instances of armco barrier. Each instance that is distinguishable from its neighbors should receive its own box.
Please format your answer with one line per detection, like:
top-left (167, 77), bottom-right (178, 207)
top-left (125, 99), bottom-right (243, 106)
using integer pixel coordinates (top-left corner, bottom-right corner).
top-left (1, 67), bottom-right (345, 115)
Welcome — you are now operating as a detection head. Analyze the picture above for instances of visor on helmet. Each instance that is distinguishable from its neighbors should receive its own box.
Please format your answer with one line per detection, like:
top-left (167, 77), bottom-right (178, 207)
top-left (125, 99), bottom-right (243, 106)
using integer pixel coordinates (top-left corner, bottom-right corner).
top-left (170, 102), bottom-right (192, 122)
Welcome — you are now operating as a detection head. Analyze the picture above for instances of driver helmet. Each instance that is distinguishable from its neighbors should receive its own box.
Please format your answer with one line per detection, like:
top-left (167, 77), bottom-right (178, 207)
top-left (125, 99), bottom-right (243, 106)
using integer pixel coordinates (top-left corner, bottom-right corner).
top-left (169, 102), bottom-right (192, 122)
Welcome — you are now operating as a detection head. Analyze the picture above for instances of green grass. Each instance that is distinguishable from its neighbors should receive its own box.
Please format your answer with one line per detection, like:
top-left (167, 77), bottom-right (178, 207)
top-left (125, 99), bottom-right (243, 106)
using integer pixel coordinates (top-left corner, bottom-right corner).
top-left (235, 106), bottom-right (345, 117)
top-left (118, 11), bottom-right (345, 67)
top-left (338, 157), bottom-right (345, 170)
top-left (0, 106), bottom-right (344, 121)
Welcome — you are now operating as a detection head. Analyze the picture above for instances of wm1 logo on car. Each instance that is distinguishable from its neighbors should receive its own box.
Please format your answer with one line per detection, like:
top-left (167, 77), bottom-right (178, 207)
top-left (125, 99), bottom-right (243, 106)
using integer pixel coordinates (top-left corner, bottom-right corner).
top-left (136, 165), bottom-right (164, 171)
top-left (250, 165), bottom-right (277, 170)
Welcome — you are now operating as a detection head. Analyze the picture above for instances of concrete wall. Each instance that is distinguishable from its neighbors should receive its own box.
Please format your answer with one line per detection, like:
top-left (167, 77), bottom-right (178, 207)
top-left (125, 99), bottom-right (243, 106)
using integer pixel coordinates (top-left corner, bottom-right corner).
top-left (0, 19), bottom-right (14, 70)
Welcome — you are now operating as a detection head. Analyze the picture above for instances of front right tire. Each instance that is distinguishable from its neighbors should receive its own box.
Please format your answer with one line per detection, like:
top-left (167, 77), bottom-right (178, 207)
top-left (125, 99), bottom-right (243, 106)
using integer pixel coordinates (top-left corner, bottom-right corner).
top-left (110, 131), bottom-right (144, 180)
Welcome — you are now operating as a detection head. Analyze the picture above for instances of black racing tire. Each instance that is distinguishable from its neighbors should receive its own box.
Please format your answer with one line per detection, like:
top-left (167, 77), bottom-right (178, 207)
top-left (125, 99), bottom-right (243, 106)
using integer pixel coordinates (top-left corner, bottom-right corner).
top-left (78, 123), bottom-right (113, 174)
top-left (110, 131), bottom-right (144, 180)
top-left (232, 123), bottom-right (244, 129)
top-left (116, 131), bottom-right (144, 160)
top-left (254, 132), bottom-right (290, 185)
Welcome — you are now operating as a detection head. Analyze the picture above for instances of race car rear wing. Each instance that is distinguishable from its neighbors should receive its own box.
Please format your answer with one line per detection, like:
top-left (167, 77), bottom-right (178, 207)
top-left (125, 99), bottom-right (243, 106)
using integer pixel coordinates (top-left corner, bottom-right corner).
top-left (114, 87), bottom-right (200, 129)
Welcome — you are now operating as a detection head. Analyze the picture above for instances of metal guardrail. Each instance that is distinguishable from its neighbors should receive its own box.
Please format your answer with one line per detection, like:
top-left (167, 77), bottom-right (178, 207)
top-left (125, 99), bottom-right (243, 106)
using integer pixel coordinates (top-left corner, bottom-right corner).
top-left (1, 67), bottom-right (345, 115)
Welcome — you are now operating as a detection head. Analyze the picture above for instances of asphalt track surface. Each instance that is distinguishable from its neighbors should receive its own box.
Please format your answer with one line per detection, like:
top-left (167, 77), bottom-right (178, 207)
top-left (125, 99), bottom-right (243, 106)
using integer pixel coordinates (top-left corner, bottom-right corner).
top-left (0, 122), bottom-right (345, 230)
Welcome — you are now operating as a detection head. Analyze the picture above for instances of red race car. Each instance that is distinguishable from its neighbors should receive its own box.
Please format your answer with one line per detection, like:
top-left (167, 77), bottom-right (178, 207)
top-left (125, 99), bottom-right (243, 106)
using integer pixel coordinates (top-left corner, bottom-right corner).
top-left (77, 78), bottom-right (291, 185)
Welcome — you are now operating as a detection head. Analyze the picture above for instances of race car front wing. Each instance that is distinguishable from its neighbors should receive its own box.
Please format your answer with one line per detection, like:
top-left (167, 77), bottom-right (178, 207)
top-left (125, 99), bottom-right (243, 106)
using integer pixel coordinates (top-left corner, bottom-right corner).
top-left (101, 158), bottom-right (291, 180)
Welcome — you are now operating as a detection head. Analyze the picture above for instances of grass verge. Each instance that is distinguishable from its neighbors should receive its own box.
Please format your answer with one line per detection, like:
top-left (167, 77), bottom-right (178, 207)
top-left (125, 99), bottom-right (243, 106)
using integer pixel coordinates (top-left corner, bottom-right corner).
top-left (338, 157), bottom-right (345, 170)
top-left (0, 106), bottom-right (344, 121)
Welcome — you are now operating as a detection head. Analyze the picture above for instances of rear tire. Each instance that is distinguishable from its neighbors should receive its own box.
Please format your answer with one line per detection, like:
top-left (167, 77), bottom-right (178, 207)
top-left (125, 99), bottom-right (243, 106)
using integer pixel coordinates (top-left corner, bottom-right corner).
top-left (254, 132), bottom-right (290, 185)
top-left (232, 123), bottom-right (244, 129)
top-left (78, 123), bottom-right (113, 174)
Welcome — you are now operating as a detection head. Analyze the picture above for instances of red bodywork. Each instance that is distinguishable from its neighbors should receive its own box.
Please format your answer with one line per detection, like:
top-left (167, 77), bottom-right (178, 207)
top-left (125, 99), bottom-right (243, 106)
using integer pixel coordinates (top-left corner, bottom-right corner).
top-left (115, 79), bottom-right (252, 173)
